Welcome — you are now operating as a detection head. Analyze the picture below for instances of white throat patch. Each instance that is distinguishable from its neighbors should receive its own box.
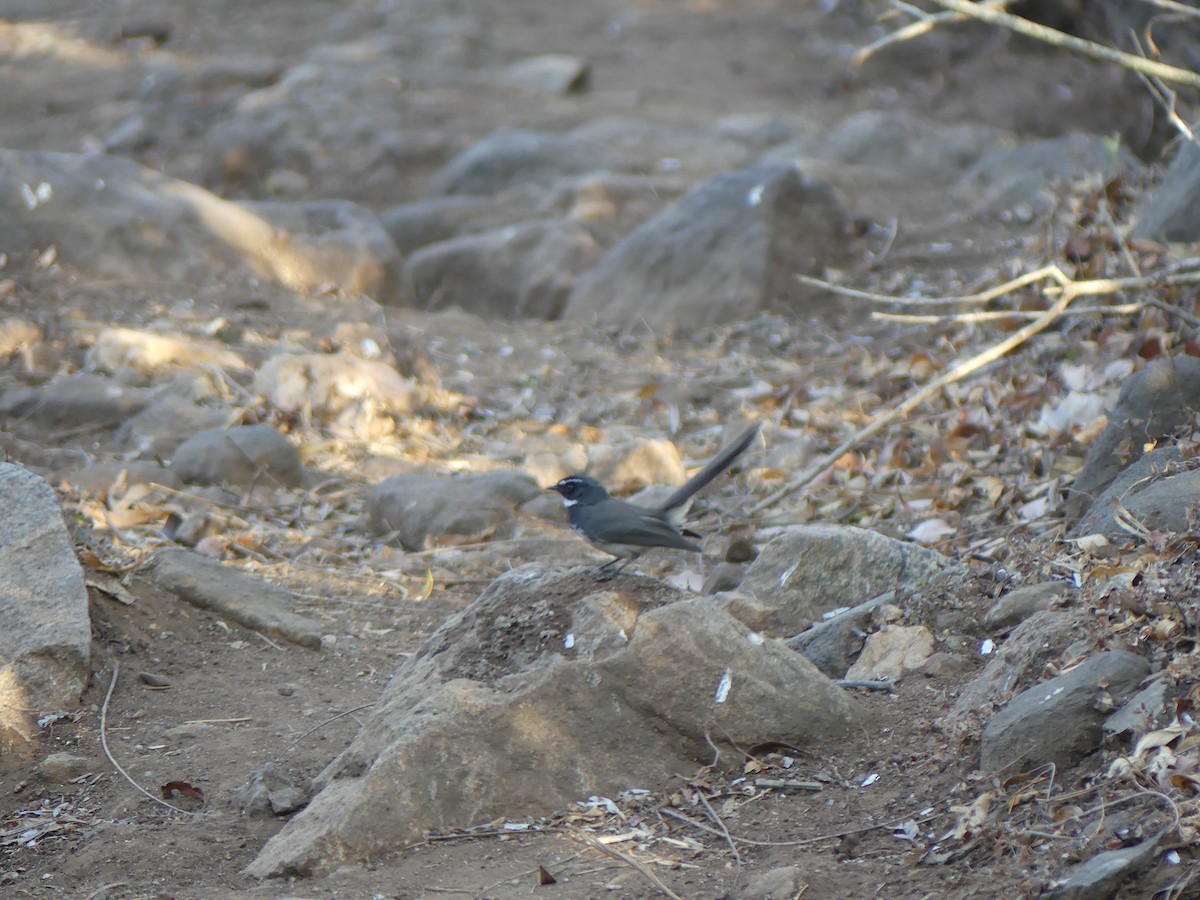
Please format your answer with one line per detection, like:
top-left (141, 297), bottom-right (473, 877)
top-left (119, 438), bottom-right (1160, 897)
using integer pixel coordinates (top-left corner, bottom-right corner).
top-left (560, 498), bottom-right (579, 508)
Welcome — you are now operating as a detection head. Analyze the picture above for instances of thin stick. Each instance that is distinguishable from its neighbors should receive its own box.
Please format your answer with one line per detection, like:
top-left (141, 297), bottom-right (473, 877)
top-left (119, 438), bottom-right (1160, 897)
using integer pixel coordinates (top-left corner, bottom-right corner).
top-left (854, 0), bottom-right (1013, 66)
top-left (697, 792), bottom-right (743, 865)
top-left (926, 0), bottom-right (1200, 88)
top-left (284, 703), bottom-right (375, 752)
top-left (99, 661), bottom-right (193, 815)
top-left (753, 273), bottom-right (1078, 513)
top-left (577, 832), bottom-right (685, 900)
top-left (872, 303), bottom-right (1142, 324)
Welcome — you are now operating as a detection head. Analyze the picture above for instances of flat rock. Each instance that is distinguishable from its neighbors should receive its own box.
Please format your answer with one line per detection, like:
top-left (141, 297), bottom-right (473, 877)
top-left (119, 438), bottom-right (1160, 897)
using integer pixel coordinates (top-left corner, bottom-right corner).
top-left (246, 565), bottom-right (860, 877)
top-left (427, 129), bottom-right (625, 197)
top-left (739, 525), bottom-right (963, 636)
top-left (564, 161), bottom-right (846, 332)
top-left (500, 53), bottom-right (590, 94)
top-left (365, 469), bottom-right (541, 550)
top-left (402, 218), bottom-right (603, 319)
top-left (138, 547), bottom-right (322, 649)
top-left (37, 752), bottom-right (95, 784)
top-left (1074, 454), bottom-right (1200, 541)
top-left (782, 591), bottom-right (895, 678)
top-left (1065, 357), bottom-right (1200, 524)
top-left (980, 650), bottom-right (1150, 773)
top-left (845, 625), bottom-right (935, 681)
top-left (1103, 678), bottom-right (1174, 740)
top-left (0, 464), bottom-right (91, 748)
top-left (0, 374), bottom-right (155, 431)
top-left (1045, 833), bottom-right (1163, 899)
top-left (171, 424), bottom-right (302, 489)
top-left (983, 581), bottom-right (1069, 632)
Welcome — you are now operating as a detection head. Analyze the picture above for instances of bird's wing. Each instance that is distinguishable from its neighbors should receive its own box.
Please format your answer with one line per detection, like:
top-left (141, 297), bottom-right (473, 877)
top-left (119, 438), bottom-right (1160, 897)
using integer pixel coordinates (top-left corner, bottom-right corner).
top-left (585, 501), bottom-right (702, 552)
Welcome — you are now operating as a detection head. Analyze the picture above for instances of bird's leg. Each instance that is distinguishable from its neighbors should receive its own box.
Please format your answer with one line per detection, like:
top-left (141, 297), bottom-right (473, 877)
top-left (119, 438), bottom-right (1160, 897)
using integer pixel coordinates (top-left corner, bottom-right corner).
top-left (593, 557), bottom-right (620, 581)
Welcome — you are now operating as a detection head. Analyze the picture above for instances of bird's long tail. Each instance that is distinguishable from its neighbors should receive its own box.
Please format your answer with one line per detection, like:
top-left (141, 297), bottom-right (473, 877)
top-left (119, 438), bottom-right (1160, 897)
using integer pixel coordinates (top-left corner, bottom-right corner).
top-left (659, 422), bottom-right (760, 513)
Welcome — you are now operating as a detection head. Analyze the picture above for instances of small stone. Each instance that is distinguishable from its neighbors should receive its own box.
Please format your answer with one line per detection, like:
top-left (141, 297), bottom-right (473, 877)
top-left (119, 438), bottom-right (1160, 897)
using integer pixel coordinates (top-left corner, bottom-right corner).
top-left (171, 424), bottom-right (302, 489)
top-left (138, 672), bottom-right (171, 688)
top-left (37, 752), bottom-right (93, 784)
top-left (845, 625), bottom-right (935, 681)
top-left (277, 683), bottom-right (297, 697)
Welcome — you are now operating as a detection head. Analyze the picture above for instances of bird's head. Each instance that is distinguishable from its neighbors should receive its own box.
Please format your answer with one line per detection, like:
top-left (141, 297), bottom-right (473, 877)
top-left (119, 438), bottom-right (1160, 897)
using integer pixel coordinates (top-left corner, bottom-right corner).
top-left (548, 475), bottom-right (609, 508)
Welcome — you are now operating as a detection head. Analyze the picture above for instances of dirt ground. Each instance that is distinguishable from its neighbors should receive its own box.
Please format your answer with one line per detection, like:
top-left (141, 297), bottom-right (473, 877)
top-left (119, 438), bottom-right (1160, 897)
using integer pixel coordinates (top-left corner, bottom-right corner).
top-left (0, 1), bottom-right (1188, 898)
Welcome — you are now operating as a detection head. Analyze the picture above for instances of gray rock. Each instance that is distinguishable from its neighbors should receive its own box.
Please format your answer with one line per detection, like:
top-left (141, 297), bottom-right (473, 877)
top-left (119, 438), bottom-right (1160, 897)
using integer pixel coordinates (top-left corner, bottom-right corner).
top-left (63, 461), bottom-right (182, 495)
top-left (1045, 833), bottom-right (1163, 900)
top-left (0, 464), bottom-right (91, 748)
top-left (37, 752), bottom-right (95, 784)
top-left (739, 525), bottom-right (962, 636)
top-left (980, 650), bottom-right (1149, 773)
top-left (703, 563), bottom-right (746, 595)
top-left (743, 865), bottom-right (805, 900)
top-left (116, 396), bottom-right (230, 459)
top-left (783, 591), bottom-right (895, 678)
top-left (0, 375), bottom-right (155, 431)
top-left (236, 763), bottom-right (308, 817)
top-left (0, 150), bottom-right (397, 300)
top-left (564, 162), bottom-right (846, 332)
top-left (500, 54), bottom-right (590, 94)
top-left (171, 424), bottom-right (302, 489)
top-left (984, 582), bottom-right (1069, 631)
top-left (962, 134), bottom-right (1140, 208)
top-left (246, 565), bottom-right (860, 877)
top-left (366, 469), bottom-right (541, 550)
top-left (139, 547), bottom-right (322, 649)
top-left (1133, 119), bottom-right (1200, 242)
top-left (1075, 453), bottom-right (1200, 541)
top-left (1104, 678), bottom-right (1174, 740)
top-left (1065, 356), bottom-right (1200, 524)
top-left (428, 129), bottom-right (624, 197)
top-left (402, 219), bottom-right (603, 319)
top-left (378, 196), bottom-right (501, 255)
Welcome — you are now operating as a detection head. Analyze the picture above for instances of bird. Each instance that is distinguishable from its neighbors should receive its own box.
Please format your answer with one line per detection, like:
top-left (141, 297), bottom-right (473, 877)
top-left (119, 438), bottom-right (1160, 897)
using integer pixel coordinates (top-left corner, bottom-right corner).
top-left (548, 423), bottom-right (760, 577)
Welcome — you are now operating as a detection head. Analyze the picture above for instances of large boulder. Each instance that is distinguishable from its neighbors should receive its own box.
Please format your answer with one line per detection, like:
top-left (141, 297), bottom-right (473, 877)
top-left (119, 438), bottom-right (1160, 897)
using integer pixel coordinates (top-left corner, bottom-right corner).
top-left (246, 565), bottom-right (860, 877)
top-left (564, 161), bottom-right (846, 332)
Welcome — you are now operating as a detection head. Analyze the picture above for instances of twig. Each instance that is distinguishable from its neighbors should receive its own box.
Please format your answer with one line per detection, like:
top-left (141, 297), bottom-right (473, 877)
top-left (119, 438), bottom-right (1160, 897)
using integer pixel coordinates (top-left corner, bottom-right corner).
top-left (854, 0), bottom-right (1013, 66)
top-left (835, 678), bottom-right (898, 692)
top-left (872, 303), bottom-right (1142, 324)
top-left (926, 0), bottom-right (1200, 88)
top-left (99, 661), bottom-right (194, 815)
top-left (284, 703), bottom-right (375, 752)
top-left (577, 832), bottom-right (684, 900)
top-left (697, 791), bottom-right (743, 865)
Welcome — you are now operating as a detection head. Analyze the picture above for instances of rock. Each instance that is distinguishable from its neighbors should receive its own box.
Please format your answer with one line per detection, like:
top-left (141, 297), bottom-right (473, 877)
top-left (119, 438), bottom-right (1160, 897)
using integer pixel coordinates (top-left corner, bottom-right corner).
top-left (0, 465), bottom-right (91, 748)
top-left (1044, 833), bottom-right (1163, 900)
top-left (1133, 121), bottom-right (1200, 241)
top-left (116, 396), bottom-right (230, 458)
top-left (783, 591), bottom-right (895, 678)
top-left (703, 563), bottom-right (746, 595)
top-left (86, 327), bottom-right (246, 376)
top-left (0, 375), bottom-right (155, 431)
top-left (980, 650), bottom-right (1150, 773)
top-left (0, 150), bottom-right (397, 300)
top-left (1103, 678), bottom-right (1174, 740)
top-left (236, 763), bottom-right (308, 817)
top-left (245, 565), bottom-right (860, 877)
top-left (63, 461), bottom-right (182, 495)
top-left (171, 424), bottom-right (302, 489)
top-left (962, 134), bottom-right (1140, 209)
top-left (239, 199), bottom-right (403, 302)
top-left (743, 865), bottom-right (805, 900)
top-left (588, 439), bottom-right (688, 493)
top-left (919, 652), bottom-right (975, 678)
top-left (427, 129), bottom-right (625, 196)
top-left (564, 162), bottom-right (846, 332)
top-left (1066, 357), bottom-right (1200, 524)
top-left (402, 219), bottom-right (603, 319)
top-left (739, 526), bottom-right (963, 636)
top-left (983, 582), bottom-right (1069, 631)
top-left (253, 352), bottom-right (416, 435)
top-left (37, 752), bottom-right (94, 784)
top-left (365, 470), bottom-right (541, 550)
top-left (845, 625), bottom-right (935, 681)
top-left (0, 317), bottom-right (42, 357)
top-left (944, 610), bottom-right (1091, 730)
top-left (1074, 452), bottom-right (1200, 541)
top-left (378, 196), bottom-right (500, 255)
top-left (500, 54), bottom-right (590, 94)
top-left (139, 547), bottom-right (322, 649)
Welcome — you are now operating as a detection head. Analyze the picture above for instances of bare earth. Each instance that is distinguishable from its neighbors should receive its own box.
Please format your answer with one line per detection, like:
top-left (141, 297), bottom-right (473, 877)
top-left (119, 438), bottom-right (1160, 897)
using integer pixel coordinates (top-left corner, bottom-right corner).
top-left (0, 1), bottom-right (1181, 898)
